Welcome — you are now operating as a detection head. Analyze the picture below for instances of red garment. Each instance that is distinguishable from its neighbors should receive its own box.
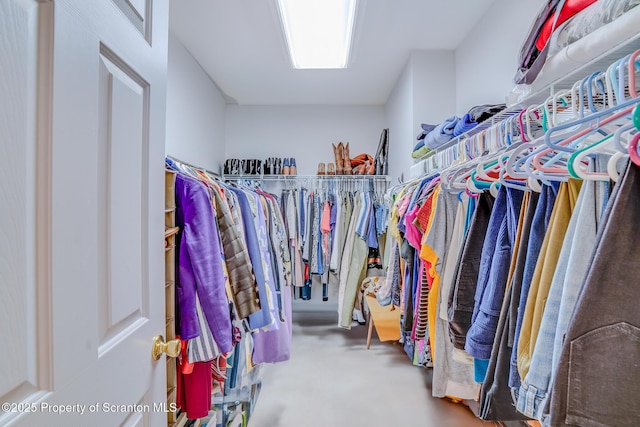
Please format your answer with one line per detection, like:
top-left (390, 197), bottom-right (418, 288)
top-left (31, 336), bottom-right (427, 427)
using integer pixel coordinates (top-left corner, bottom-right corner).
top-left (535, 0), bottom-right (597, 51)
top-left (179, 338), bottom-right (194, 375)
top-left (176, 360), bottom-right (213, 420)
top-left (416, 192), bottom-right (435, 232)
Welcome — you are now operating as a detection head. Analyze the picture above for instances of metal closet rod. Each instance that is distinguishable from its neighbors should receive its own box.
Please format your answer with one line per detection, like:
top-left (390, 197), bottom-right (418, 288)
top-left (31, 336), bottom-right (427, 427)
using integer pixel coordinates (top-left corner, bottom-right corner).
top-left (222, 174), bottom-right (390, 181)
top-left (166, 155), bottom-right (221, 177)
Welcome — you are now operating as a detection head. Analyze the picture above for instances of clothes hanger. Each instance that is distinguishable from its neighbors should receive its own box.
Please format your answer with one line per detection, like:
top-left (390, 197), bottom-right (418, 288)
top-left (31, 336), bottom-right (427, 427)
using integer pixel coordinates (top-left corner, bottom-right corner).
top-left (585, 71), bottom-right (607, 114)
top-left (605, 59), bottom-right (619, 108)
top-left (525, 105), bottom-right (543, 142)
top-left (552, 89), bottom-right (574, 127)
top-left (627, 133), bottom-right (640, 166)
top-left (467, 122), bottom-right (510, 187)
top-left (609, 56), bottom-right (628, 104)
top-left (498, 149), bottom-right (531, 192)
top-left (517, 109), bottom-right (529, 142)
top-left (535, 90), bottom-right (639, 181)
top-left (508, 90), bottom-right (572, 177)
top-left (568, 124), bottom-right (636, 181)
top-left (529, 95), bottom-right (640, 175)
top-left (466, 173), bottom-right (484, 194)
top-left (440, 164), bottom-right (465, 193)
top-left (448, 160), bottom-right (481, 192)
top-left (628, 49), bottom-right (640, 98)
top-left (530, 57), bottom-right (640, 173)
top-left (627, 101), bottom-right (640, 166)
top-left (505, 139), bottom-right (545, 179)
top-left (503, 97), bottom-right (553, 179)
top-left (608, 151), bottom-right (627, 182)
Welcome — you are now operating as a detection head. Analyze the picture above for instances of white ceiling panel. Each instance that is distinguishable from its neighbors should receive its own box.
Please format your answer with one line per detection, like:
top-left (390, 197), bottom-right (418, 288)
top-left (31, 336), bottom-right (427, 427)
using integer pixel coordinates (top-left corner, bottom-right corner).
top-left (169, 0), bottom-right (495, 105)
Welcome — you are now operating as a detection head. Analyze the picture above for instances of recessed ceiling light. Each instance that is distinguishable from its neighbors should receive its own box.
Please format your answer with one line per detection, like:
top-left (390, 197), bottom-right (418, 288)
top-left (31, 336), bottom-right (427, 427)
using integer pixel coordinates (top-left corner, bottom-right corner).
top-left (276, 0), bottom-right (357, 69)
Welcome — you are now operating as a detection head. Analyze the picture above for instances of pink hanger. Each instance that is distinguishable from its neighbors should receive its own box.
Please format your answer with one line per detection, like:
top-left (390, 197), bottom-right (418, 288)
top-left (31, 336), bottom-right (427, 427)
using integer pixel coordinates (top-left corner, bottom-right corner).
top-left (518, 109), bottom-right (528, 142)
top-left (628, 133), bottom-right (640, 166)
top-left (531, 104), bottom-right (637, 174)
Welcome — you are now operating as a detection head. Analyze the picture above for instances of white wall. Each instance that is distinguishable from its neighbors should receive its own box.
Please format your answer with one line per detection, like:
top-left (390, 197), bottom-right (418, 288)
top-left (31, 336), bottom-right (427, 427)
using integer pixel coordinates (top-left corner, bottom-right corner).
top-left (165, 33), bottom-right (226, 171)
top-left (385, 59), bottom-right (413, 183)
top-left (226, 104), bottom-right (386, 313)
top-left (411, 51), bottom-right (457, 133)
top-left (225, 105), bottom-right (386, 175)
top-left (455, 0), bottom-right (546, 115)
top-left (385, 51), bottom-right (456, 182)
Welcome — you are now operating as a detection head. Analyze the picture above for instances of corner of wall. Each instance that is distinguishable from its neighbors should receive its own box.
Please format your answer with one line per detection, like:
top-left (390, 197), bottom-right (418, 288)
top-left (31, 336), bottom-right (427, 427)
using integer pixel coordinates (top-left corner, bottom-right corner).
top-left (384, 50), bottom-right (457, 183)
top-left (454, 0), bottom-right (546, 115)
top-left (166, 34), bottom-right (227, 171)
top-left (384, 58), bottom-right (414, 183)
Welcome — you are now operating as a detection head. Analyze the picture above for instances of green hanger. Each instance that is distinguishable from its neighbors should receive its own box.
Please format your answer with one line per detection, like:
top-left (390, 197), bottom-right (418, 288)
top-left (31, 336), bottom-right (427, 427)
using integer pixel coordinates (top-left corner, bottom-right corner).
top-left (567, 133), bottom-right (613, 179)
top-left (470, 169), bottom-right (492, 190)
top-left (634, 103), bottom-right (640, 131)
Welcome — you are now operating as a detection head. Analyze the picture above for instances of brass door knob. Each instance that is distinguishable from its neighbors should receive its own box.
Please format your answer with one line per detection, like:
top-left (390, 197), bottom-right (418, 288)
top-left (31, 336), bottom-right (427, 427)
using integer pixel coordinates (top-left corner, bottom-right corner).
top-left (152, 335), bottom-right (180, 360)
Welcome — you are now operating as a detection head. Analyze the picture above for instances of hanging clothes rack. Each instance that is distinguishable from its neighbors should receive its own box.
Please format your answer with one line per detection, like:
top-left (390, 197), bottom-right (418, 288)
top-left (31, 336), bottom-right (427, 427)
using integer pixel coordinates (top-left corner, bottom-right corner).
top-left (412, 50), bottom-right (640, 184)
top-left (166, 155), bottom-right (221, 178)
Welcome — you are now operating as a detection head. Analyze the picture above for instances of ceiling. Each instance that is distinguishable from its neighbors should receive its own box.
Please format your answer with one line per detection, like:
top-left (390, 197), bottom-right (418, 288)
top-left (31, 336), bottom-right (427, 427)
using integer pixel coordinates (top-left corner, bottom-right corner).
top-left (169, 0), bottom-right (495, 105)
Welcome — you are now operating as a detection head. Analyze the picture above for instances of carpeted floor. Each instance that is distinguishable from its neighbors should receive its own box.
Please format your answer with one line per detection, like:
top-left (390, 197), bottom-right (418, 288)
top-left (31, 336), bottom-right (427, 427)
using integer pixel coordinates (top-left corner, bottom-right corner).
top-left (248, 311), bottom-right (494, 427)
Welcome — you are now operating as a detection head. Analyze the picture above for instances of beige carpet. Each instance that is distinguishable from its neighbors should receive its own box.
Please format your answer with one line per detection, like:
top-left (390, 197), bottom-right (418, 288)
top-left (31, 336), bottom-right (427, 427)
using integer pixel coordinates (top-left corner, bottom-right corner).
top-left (248, 311), bottom-right (494, 427)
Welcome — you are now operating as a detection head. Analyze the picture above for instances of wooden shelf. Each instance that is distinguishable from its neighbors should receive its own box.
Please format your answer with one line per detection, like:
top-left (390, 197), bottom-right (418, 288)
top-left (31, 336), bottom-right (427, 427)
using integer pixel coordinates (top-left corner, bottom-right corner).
top-left (164, 170), bottom-right (178, 427)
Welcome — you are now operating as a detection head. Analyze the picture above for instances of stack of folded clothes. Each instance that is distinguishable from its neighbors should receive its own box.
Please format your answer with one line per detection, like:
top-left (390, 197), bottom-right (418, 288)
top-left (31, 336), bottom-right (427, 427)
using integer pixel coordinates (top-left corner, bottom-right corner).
top-left (412, 117), bottom-right (458, 159)
top-left (467, 103), bottom-right (507, 123)
top-left (412, 115), bottom-right (470, 159)
top-left (411, 103), bottom-right (507, 159)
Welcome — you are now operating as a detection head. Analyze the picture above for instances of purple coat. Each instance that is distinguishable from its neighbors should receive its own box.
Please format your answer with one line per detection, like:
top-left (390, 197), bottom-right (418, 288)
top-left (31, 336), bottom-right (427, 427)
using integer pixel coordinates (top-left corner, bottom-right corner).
top-left (175, 174), bottom-right (232, 353)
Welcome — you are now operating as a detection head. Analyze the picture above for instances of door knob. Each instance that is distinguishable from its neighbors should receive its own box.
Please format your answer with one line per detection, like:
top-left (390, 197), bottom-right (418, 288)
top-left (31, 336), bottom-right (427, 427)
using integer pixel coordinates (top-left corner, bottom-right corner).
top-left (152, 335), bottom-right (180, 360)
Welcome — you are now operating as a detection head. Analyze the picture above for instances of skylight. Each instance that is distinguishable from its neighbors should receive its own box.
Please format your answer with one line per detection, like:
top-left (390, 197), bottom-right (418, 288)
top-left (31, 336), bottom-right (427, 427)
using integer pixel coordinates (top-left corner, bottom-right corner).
top-left (276, 0), bottom-right (357, 69)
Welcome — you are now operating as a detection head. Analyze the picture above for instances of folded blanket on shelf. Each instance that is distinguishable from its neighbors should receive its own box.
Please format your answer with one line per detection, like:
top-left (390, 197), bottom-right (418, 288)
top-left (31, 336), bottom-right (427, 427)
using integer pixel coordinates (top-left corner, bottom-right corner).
top-left (424, 116), bottom-right (459, 150)
top-left (416, 123), bottom-right (437, 141)
top-left (411, 145), bottom-right (432, 159)
top-left (468, 104), bottom-right (507, 123)
top-left (453, 113), bottom-right (478, 137)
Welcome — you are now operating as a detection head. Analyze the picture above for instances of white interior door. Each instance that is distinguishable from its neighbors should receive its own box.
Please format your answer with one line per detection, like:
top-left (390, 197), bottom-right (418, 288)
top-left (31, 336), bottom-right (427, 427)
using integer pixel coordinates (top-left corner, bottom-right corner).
top-left (1, 0), bottom-right (169, 425)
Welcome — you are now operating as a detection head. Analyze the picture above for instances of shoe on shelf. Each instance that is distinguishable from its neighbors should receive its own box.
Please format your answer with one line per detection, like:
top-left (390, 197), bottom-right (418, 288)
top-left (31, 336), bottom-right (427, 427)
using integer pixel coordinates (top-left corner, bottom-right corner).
top-left (343, 143), bottom-right (352, 175)
top-left (290, 158), bottom-right (297, 175)
top-left (327, 163), bottom-right (335, 175)
top-left (282, 157), bottom-right (290, 175)
top-left (332, 143), bottom-right (344, 175)
top-left (317, 162), bottom-right (326, 176)
top-left (366, 159), bottom-right (375, 175)
top-left (230, 159), bottom-right (240, 175)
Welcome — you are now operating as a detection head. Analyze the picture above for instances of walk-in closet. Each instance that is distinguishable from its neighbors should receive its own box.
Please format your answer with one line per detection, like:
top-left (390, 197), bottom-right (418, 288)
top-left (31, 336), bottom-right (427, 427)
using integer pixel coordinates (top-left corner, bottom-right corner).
top-left (3, 0), bottom-right (640, 426)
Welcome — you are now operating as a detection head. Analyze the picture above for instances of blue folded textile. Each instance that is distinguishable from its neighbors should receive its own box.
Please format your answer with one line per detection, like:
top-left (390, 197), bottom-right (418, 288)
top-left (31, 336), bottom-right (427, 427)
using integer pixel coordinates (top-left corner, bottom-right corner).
top-left (424, 116), bottom-right (459, 150)
top-left (416, 123), bottom-right (437, 141)
top-left (453, 113), bottom-right (478, 137)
